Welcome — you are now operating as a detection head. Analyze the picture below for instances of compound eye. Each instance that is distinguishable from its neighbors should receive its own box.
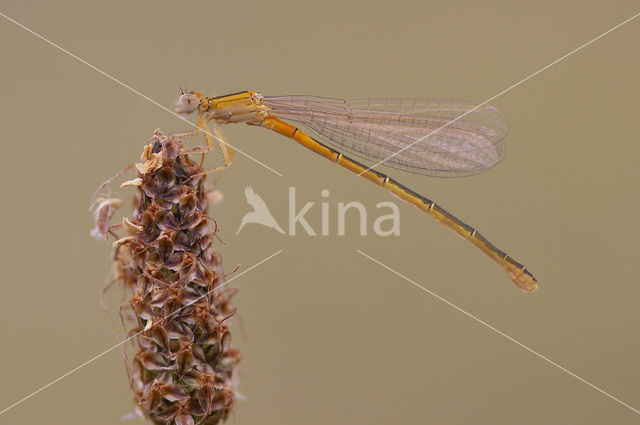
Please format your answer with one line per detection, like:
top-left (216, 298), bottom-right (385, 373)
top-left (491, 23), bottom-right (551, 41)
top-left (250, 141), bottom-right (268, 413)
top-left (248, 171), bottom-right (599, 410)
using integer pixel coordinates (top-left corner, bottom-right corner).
top-left (176, 93), bottom-right (201, 114)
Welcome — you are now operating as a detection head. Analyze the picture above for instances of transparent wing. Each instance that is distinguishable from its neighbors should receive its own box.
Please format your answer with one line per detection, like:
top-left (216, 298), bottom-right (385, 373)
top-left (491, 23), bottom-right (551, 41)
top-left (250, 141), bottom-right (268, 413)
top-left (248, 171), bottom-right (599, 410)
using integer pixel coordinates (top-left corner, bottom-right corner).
top-left (262, 95), bottom-right (508, 177)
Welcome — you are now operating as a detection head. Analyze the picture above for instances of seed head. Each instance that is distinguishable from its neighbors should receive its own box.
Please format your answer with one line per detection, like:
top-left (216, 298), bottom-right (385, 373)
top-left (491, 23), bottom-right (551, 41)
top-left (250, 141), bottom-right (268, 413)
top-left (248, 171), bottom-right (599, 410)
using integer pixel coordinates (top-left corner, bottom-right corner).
top-left (93, 130), bottom-right (241, 425)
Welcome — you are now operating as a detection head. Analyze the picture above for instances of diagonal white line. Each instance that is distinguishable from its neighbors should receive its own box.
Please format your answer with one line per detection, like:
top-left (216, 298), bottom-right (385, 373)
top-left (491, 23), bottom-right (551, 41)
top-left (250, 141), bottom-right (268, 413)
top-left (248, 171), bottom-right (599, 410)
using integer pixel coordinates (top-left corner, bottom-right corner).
top-left (0, 249), bottom-right (283, 416)
top-left (356, 249), bottom-right (640, 415)
top-left (358, 11), bottom-right (640, 175)
top-left (0, 11), bottom-right (283, 177)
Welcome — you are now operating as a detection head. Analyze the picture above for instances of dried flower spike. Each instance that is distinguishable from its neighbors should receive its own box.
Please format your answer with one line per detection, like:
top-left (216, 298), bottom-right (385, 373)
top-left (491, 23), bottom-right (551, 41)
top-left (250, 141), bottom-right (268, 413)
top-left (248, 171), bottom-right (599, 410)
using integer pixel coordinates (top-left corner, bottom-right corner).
top-left (93, 131), bottom-right (241, 425)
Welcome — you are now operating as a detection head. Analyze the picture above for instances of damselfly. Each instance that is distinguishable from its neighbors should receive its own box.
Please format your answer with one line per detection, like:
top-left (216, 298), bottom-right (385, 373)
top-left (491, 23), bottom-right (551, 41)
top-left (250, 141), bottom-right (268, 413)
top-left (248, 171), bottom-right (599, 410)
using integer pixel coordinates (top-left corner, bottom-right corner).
top-left (175, 91), bottom-right (537, 292)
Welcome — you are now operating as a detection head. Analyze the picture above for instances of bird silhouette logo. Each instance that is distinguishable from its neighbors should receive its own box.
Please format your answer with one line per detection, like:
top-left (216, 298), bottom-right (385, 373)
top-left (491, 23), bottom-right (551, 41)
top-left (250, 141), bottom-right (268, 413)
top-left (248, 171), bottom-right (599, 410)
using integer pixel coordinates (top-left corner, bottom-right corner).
top-left (236, 186), bottom-right (285, 235)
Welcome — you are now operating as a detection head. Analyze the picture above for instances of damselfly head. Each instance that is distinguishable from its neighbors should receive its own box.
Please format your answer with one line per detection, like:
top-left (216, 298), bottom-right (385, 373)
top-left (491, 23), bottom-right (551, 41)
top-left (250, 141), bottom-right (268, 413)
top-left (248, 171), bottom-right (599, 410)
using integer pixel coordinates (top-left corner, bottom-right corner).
top-left (176, 91), bottom-right (203, 114)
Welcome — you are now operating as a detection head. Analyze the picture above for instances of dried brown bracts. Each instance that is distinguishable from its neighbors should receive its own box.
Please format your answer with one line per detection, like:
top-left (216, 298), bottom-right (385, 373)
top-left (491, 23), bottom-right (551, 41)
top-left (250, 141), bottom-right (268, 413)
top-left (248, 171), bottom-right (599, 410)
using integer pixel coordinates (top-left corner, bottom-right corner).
top-left (91, 131), bottom-right (240, 425)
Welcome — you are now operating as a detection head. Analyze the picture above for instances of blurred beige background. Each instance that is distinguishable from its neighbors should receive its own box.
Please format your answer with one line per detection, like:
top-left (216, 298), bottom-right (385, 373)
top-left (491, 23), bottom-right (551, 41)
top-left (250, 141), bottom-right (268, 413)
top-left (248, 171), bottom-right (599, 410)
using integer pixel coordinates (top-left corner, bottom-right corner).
top-left (1, 1), bottom-right (639, 424)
